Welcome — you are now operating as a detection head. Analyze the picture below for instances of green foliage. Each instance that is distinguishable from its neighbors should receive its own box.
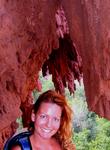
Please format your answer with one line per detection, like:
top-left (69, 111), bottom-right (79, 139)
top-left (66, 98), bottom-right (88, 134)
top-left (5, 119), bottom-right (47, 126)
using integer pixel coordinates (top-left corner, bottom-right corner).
top-left (73, 129), bottom-right (90, 150)
top-left (33, 72), bottom-right (54, 101)
top-left (16, 117), bottom-right (23, 131)
top-left (39, 73), bottom-right (54, 92)
top-left (73, 116), bottom-right (110, 150)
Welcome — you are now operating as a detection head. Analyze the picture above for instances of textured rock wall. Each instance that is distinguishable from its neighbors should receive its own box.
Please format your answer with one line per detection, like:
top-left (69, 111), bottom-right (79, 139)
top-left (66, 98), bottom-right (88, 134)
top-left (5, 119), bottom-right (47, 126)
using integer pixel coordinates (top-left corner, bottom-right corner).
top-left (0, 0), bottom-right (59, 147)
top-left (62, 0), bottom-right (110, 119)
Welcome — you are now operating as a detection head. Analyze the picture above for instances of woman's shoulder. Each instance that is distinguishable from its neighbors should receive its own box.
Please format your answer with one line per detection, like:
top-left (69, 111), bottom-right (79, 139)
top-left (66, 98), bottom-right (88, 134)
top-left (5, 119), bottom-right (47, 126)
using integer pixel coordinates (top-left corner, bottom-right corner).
top-left (4, 130), bottom-right (32, 150)
top-left (11, 145), bottom-right (21, 150)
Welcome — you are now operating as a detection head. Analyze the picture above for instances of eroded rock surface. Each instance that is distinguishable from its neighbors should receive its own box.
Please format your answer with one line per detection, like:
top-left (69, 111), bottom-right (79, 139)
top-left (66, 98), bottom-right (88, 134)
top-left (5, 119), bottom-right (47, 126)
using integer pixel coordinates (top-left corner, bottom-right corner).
top-left (61, 0), bottom-right (110, 119)
top-left (0, 0), bottom-right (59, 147)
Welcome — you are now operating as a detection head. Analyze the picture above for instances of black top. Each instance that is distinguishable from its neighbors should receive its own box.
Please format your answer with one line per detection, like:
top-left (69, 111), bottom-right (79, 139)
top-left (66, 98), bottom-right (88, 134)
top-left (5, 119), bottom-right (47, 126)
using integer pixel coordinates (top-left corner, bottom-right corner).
top-left (4, 131), bottom-right (32, 150)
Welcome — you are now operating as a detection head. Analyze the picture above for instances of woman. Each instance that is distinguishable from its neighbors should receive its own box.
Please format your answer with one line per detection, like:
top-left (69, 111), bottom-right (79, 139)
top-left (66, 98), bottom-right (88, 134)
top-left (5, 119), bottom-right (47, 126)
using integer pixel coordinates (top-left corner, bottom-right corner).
top-left (11, 90), bottom-right (76, 150)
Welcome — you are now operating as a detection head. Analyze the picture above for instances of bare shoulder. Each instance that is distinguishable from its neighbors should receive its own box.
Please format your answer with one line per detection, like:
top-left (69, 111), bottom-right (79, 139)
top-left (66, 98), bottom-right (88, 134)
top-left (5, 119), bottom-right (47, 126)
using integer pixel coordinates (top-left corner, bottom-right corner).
top-left (11, 145), bottom-right (21, 150)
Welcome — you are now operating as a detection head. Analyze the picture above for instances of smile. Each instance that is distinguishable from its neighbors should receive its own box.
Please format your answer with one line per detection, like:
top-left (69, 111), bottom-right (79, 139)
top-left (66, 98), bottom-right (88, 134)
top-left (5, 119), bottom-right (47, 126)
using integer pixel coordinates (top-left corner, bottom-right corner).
top-left (41, 128), bottom-right (52, 133)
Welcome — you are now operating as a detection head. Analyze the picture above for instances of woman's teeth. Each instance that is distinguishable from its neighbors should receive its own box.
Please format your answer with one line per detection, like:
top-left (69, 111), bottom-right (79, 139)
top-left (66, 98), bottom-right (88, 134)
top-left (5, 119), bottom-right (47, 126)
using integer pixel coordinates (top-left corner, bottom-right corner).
top-left (42, 128), bottom-right (51, 133)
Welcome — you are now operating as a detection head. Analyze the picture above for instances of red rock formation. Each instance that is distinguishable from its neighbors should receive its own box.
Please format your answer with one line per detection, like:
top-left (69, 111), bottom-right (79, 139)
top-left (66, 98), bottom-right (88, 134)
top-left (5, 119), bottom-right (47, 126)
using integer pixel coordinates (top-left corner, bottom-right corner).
top-left (42, 34), bottom-right (82, 95)
top-left (0, 0), bottom-right (110, 148)
top-left (42, 6), bottom-right (82, 95)
top-left (0, 0), bottom-right (59, 147)
top-left (61, 0), bottom-right (110, 119)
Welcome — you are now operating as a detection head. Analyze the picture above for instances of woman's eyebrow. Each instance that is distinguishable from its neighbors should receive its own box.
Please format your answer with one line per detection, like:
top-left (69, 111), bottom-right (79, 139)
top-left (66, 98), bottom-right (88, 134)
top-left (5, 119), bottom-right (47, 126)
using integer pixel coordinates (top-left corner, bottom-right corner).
top-left (54, 115), bottom-right (61, 118)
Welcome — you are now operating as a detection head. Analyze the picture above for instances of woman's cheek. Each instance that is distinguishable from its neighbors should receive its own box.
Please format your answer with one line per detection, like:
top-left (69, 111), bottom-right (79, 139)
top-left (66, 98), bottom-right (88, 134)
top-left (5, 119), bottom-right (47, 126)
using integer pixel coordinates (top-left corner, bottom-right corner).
top-left (34, 117), bottom-right (46, 127)
top-left (53, 121), bottom-right (61, 129)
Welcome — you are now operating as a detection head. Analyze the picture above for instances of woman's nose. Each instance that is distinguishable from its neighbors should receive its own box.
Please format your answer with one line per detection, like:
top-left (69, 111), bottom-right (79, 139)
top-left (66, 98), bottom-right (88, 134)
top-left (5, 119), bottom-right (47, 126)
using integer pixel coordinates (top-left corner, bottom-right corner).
top-left (46, 118), bottom-right (52, 128)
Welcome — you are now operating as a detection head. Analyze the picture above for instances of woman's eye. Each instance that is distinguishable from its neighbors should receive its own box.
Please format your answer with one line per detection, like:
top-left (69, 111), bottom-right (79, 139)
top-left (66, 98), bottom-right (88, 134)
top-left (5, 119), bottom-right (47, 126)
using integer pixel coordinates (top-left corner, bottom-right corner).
top-left (54, 117), bottom-right (60, 122)
top-left (40, 114), bottom-right (47, 119)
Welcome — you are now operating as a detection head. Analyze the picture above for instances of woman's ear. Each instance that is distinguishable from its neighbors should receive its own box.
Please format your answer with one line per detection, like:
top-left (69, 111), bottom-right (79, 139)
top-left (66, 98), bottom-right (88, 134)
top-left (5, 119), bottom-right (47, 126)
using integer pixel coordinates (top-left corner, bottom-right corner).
top-left (31, 111), bottom-right (36, 122)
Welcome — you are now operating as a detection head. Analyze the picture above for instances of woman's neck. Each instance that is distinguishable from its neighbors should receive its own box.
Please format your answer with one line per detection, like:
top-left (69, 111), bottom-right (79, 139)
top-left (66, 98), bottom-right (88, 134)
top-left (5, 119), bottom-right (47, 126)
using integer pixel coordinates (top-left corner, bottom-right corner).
top-left (30, 132), bottom-right (54, 149)
top-left (30, 132), bottom-right (62, 150)
top-left (32, 132), bottom-right (52, 143)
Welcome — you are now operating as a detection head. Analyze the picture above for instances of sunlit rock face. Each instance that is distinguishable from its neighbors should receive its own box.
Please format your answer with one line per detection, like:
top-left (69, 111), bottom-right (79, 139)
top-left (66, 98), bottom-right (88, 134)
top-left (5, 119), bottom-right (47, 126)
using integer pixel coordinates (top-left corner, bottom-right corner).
top-left (42, 6), bottom-right (82, 96)
top-left (0, 0), bottom-right (59, 147)
top-left (61, 0), bottom-right (110, 119)
top-left (0, 0), bottom-right (110, 148)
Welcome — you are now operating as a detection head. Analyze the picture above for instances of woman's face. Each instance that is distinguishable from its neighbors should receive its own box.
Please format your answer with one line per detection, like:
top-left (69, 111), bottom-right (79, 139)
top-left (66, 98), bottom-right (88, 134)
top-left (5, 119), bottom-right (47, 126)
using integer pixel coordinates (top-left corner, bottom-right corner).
top-left (31, 102), bottom-right (62, 139)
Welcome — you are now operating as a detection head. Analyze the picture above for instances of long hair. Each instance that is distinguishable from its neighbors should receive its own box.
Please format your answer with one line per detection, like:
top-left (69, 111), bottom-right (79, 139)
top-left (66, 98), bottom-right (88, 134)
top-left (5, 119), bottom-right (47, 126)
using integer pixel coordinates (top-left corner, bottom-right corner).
top-left (29, 90), bottom-right (75, 150)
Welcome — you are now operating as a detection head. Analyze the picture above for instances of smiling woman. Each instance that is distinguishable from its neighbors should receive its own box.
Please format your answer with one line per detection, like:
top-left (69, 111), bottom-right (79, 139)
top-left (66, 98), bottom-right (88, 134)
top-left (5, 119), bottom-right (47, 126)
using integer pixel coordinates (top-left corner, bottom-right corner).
top-left (31, 102), bottom-right (62, 140)
top-left (4, 90), bottom-right (76, 150)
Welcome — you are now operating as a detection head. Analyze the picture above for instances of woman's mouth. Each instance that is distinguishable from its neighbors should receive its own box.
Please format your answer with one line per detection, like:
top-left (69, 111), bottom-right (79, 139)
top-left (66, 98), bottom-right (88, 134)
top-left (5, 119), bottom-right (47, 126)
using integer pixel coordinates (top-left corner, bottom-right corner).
top-left (41, 128), bottom-right (52, 133)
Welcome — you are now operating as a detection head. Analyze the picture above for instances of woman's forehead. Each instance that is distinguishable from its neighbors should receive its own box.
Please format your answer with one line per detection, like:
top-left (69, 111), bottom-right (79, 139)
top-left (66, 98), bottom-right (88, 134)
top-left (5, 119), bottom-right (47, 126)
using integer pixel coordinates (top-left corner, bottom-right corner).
top-left (37, 102), bottom-right (62, 116)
